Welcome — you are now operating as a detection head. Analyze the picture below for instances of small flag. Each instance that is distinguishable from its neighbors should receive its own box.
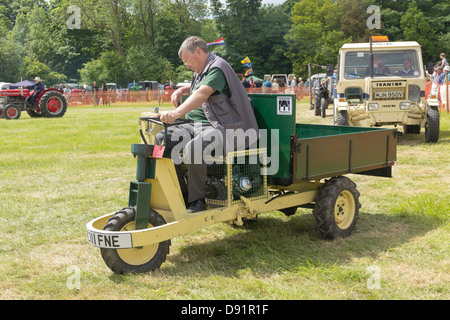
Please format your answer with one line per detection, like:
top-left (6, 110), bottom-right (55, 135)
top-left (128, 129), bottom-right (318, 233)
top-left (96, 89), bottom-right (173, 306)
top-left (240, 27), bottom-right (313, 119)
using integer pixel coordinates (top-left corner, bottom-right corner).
top-left (207, 37), bottom-right (225, 46)
top-left (241, 56), bottom-right (251, 65)
top-left (245, 68), bottom-right (254, 76)
top-left (241, 56), bottom-right (252, 68)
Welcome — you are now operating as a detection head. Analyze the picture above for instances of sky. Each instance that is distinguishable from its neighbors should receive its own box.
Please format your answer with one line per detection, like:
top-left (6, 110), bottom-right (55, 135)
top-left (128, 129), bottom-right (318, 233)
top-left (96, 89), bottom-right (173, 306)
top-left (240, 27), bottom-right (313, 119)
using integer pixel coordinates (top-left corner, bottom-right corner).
top-left (217, 0), bottom-right (286, 6)
top-left (262, 0), bottom-right (285, 5)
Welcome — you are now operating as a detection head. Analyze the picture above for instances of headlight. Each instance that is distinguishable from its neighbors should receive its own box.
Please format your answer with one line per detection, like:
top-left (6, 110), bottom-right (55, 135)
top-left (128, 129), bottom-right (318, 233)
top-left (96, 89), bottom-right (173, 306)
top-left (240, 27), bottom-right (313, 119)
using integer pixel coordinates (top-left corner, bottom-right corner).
top-left (408, 85), bottom-right (420, 103)
top-left (400, 102), bottom-right (410, 110)
top-left (368, 103), bottom-right (378, 111)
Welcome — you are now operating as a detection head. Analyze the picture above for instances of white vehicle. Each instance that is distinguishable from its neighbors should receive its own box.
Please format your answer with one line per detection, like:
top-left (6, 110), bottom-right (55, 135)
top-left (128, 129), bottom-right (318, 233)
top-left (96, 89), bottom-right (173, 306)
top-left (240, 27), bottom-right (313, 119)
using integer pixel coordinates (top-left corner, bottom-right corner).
top-left (264, 74), bottom-right (289, 87)
top-left (334, 37), bottom-right (440, 143)
top-left (0, 82), bottom-right (11, 90)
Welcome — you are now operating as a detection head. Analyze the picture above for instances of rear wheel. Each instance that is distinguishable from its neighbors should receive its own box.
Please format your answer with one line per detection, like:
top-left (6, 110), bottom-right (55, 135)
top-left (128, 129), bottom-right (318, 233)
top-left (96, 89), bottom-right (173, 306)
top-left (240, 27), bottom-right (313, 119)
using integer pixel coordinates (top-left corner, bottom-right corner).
top-left (39, 91), bottom-right (67, 118)
top-left (320, 97), bottom-right (326, 118)
top-left (314, 92), bottom-right (321, 116)
top-left (313, 176), bottom-right (360, 239)
top-left (100, 206), bottom-right (170, 274)
top-left (3, 105), bottom-right (21, 120)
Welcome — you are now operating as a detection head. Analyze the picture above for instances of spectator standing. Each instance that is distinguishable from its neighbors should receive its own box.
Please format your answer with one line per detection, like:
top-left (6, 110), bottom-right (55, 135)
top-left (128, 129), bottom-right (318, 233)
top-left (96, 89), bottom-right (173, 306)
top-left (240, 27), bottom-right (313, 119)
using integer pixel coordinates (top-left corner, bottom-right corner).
top-left (443, 65), bottom-right (450, 82)
top-left (290, 77), bottom-right (297, 87)
top-left (262, 78), bottom-right (272, 93)
top-left (92, 81), bottom-right (99, 106)
top-left (101, 83), bottom-right (108, 105)
top-left (440, 53), bottom-right (448, 68)
top-left (434, 66), bottom-right (445, 85)
top-left (242, 78), bottom-right (250, 89)
top-left (272, 78), bottom-right (279, 93)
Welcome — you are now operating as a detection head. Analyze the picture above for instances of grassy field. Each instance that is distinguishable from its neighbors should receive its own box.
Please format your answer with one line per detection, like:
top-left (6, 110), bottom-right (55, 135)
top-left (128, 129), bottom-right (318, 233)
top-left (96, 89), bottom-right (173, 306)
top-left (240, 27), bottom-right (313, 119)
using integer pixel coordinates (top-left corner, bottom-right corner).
top-left (0, 100), bottom-right (448, 300)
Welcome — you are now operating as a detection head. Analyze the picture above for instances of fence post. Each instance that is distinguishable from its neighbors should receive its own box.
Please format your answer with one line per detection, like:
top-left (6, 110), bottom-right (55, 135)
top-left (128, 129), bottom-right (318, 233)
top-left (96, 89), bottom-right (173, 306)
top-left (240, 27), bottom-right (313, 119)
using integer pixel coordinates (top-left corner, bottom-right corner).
top-left (446, 77), bottom-right (449, 113)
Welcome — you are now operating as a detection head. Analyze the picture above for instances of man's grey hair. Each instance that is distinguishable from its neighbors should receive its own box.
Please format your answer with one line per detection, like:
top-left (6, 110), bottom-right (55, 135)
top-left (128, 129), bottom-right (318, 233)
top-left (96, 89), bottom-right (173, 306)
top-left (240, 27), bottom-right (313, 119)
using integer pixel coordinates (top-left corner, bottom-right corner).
top-left (178, 36), bottom-right (209, 58)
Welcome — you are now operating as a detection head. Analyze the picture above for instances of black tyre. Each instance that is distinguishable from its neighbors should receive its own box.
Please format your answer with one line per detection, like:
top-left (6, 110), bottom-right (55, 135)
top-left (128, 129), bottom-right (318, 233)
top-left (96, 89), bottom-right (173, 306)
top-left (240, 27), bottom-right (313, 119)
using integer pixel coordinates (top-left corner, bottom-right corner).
top-left (425, 106), bottom-right (439, 143)
top-left (313, 176), bottom-right (360, 239)
top-left (27, 109), bottom-right (44, 118)
top-left (3, 104), bottom-right (21, 120)
top-left (281, 206), bottom-right (298, 216)
top-left (403, 124), bottom-right (420, 134)
top-left (314, 98), bottom-right (320, 116)
top-left (101, 206), bottom-right (170, 274)
top-left (39, 91), bottom-right (67, 118)
top-left (320, 97), bottom-right (326, 118)
top-left (336, 110), bottom-right (349, 126)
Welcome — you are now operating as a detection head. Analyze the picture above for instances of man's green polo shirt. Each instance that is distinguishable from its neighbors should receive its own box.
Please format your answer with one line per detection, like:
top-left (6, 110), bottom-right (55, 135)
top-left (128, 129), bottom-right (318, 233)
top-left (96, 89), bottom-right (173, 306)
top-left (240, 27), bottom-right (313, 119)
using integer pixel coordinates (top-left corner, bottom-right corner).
top-left (185, 67), bottom-right (230, 122)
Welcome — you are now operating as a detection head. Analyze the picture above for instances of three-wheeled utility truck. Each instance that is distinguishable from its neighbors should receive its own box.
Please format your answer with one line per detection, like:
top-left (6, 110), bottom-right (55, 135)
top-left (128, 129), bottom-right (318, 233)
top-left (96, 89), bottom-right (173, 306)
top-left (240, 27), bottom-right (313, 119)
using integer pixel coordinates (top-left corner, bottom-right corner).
top-left (87, 94), bottom-right (398, 274)
top-left (334, 37), bottom-right (440, 143)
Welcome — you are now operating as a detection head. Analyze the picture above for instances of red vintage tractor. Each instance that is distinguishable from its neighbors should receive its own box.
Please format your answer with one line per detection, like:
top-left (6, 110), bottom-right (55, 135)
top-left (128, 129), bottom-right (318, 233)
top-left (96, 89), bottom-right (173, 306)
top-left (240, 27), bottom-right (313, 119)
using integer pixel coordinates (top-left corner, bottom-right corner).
top-left (0, 87), bottom-right (68, 120)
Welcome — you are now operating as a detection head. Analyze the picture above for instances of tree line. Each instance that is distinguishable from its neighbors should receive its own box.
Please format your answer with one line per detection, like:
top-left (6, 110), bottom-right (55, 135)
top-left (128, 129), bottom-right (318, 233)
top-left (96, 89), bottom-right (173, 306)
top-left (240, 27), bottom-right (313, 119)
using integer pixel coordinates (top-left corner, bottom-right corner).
top-left (0, 0), bottom-right (448, 87)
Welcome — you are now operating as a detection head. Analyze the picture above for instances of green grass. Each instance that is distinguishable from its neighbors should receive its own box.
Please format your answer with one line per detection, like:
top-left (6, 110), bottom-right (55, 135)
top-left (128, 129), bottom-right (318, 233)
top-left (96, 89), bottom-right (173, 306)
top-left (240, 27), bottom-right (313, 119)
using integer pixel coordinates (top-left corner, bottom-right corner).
top-left (0, 102), bottom-right (449, 300)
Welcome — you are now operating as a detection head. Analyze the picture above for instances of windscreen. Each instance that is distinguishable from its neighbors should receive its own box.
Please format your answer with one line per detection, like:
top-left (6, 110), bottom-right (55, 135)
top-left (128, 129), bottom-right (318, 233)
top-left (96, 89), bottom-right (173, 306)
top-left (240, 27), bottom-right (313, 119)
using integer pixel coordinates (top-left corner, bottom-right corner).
top-left (344, 50), bottom-right (420, 79)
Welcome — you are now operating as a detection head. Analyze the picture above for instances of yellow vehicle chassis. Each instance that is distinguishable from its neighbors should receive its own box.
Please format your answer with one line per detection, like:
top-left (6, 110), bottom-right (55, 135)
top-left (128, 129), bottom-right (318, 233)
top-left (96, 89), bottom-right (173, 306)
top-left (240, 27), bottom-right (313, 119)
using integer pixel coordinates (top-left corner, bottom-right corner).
top-left (86, 184), bottom-right (319, 249)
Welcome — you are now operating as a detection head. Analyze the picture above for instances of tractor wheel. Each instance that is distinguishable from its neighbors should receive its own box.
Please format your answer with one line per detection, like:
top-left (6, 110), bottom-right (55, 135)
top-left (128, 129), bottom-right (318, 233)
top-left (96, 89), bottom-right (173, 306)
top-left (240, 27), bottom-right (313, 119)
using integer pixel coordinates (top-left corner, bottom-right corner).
top-left (314, 95), bottom-right (321, 116)
top-left (39, 91), bottom-right (67, 118)
top-left (313, 176), bottom-right (360, 240)
top-left (27, 109), bottom-right (44, 118)
top-left (3, 105), bottom-right (21, 120)
top-left (320, 97), bottom-right (326, 118)
top-left (336, 110), bottom-right (349, 126)
top-left (100, 206), bottom-right (170, 274)
top-left (425, 106), bottom-right (439, 143)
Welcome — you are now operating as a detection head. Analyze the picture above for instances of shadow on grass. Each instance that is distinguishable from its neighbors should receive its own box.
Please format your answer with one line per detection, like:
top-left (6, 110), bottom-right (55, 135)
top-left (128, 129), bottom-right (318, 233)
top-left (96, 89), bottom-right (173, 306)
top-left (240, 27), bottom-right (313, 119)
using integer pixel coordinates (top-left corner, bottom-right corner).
top-left (397, 128), bottom-right (450, 146)
top-left (162, 210), bottom-right (444, 277)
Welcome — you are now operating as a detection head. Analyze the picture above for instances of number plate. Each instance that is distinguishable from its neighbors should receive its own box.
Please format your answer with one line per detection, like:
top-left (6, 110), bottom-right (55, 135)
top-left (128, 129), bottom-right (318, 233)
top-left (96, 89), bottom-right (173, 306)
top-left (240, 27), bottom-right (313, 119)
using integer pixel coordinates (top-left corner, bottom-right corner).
top-left (87, 230), bottom-right (133, 249)
top-left (374, 91), bottom-right (403, 99)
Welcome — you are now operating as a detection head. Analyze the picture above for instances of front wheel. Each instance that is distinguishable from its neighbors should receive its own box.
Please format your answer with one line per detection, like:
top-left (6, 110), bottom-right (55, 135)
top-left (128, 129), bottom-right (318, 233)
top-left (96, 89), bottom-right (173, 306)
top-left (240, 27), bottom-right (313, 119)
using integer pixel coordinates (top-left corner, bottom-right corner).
top-left (3, 105), bottom-right (21, 120)
top-left (425, 106), bottom-right (439, 143)
top-left (313, 176), bottom-right (360, 239)
top-left (100, 206), bottom-right (170, 274)
top-left (336, 110), bottom-right (349, 126)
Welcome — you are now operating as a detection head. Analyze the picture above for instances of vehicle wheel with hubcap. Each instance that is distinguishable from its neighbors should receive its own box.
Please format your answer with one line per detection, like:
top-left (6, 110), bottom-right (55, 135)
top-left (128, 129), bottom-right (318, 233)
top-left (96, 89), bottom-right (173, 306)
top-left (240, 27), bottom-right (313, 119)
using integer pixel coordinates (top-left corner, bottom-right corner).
top-left (3, 104), bottom-right (21, 120)
top-left (313, 176), bottom-right (360, 239)
top-left (101, 206), bottom-right (170, 274)
top-left (39, 91), bottom-right (68, 118)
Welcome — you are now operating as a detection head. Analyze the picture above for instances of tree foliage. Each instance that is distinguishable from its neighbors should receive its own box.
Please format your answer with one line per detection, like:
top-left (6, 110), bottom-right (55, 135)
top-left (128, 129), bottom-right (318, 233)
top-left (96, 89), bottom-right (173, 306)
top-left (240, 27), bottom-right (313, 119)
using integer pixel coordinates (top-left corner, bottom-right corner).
top-left (0, 0), bottom-right (448, 85)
